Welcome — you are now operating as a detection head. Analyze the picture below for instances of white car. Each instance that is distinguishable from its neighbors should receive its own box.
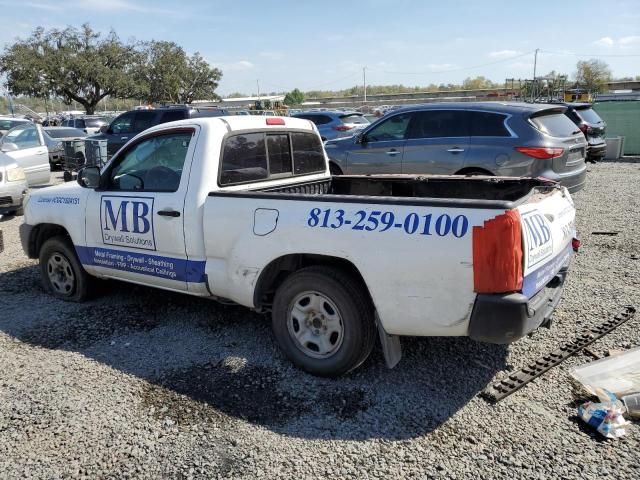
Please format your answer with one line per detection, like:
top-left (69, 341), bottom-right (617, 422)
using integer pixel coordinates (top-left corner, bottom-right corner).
top-left (0, 116), bottom-right (31, 138)
top-left (20, 116), bottom-right (577, 377)
top-left (0, 123), bottom-right (51, 186)
top-left (0, 152), bottom-right (28, 217)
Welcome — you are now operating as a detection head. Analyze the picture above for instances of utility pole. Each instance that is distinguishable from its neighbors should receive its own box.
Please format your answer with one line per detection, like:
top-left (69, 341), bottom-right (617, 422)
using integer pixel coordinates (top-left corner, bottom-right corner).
top-left (363, 66), bottom-right (367, 103)
top-left (257, 79), bottom-right (261, 101)
top-left (533, 48), bottom-right (539, 80)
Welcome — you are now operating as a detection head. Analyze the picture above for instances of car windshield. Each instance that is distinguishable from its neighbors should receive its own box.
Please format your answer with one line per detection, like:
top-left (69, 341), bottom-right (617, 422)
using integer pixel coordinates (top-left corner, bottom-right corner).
top-left (576, 108), bottom-right (603, 124)
top-left (45, 128), bottom-right (86, 138)
top-left (0, 119), bottom-right (26, 131)
top-left (84, 118), bottom-right (107, 127)
top-left (340, 114), bottom-right (369, 125)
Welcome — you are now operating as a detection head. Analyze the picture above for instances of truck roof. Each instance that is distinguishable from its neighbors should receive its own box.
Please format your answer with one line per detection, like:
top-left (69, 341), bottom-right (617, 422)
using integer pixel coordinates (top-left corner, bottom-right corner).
top-left (145, 115), bottom-right (318, 135)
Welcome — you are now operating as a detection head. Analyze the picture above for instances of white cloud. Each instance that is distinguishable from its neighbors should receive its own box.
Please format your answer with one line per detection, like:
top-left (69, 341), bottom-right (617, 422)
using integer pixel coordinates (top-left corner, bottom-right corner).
top-left (593, 36), bottom-right (614, 47)
top-left (220, 60), bottom-right (254, 71)
top-left (488, 49), bottom-right (523, 59)
top-left (619, 35), bottom-right (640, 45)
top-left (74, 0), bottom-right (176, 15)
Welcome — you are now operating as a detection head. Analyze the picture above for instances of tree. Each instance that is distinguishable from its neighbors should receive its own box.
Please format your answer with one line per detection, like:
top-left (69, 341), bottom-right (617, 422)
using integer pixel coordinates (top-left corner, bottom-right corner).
top-left (462, 76), bottom-right (497, 90)
top-left (0, 24), bottom-right (142, 114)
top-left (284, 88), bottom-right (304, 105)
top-left (136, 41), bottom-right (222, 104)
top-left (575, 59), bottom-right (612, 93)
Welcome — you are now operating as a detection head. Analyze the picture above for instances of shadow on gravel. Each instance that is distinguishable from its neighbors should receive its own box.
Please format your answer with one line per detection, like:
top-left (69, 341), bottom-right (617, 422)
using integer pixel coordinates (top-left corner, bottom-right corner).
top-left (0, 264), bottom-right (508, 441)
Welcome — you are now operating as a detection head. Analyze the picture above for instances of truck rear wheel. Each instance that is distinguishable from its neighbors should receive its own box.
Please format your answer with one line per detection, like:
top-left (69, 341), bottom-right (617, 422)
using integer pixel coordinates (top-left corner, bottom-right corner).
top-left (271, 266), bottom-right (376, 377)
top-left (39, 236), bottom-right (91, 302)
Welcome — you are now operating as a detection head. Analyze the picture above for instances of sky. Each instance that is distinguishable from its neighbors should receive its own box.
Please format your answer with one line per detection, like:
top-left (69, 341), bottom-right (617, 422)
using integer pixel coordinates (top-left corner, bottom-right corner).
top-left (0, 0), bottom-right (639, 96)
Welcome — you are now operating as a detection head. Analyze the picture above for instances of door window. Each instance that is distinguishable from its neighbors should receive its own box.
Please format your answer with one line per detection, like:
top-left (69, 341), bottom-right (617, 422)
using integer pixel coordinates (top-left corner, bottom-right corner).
top-left (132, 111), bottom-right (157, 132)
top-left (159, 110), bottom-right (186, 124)
top-left (110, 113), bottom-right (135, 134)
top-left (365, 113), bottom-right (411, 142)
top-left (407, 110), bottom-right (469, 139)
top-left (2, 124), bottom-right (41, 149)
top-left (107, 132), bottom-right (192, 192)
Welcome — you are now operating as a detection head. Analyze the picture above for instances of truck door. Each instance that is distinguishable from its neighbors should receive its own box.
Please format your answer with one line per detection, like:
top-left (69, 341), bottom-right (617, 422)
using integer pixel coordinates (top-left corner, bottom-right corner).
top-left (81, 127), bottom-right (198, 292)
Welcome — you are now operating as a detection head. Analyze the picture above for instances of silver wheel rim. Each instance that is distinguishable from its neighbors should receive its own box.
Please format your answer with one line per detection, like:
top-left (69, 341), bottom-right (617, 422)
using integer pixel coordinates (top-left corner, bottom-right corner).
top-left (287, 290), bottom-right (344, 359)
top-left (47, 252), bottom-right (75, 296)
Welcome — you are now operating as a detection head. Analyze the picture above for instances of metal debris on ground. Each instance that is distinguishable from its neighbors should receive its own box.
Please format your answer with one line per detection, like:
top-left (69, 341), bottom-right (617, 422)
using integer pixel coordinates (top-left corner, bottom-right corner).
top-left (591, 231), bottom-right (620, 236)
top-left (482, 306), bottom-right (636, 403)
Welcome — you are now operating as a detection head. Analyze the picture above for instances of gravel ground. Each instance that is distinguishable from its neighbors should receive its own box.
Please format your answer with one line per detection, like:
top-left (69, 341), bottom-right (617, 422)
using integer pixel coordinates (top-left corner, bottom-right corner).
top-left (1, 164), bottom-right (639, 479)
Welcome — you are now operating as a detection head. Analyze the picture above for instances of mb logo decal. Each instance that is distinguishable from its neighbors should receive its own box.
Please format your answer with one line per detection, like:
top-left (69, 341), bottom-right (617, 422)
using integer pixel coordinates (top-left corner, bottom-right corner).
top-left (100, 196), bottom-right (156, 251)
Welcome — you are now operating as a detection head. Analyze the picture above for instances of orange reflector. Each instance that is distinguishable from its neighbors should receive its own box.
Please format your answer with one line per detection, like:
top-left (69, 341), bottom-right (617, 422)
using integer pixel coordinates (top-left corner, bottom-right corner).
top-left (266, 118), bottom-right (285, 125)
top-left (472, 210), bottom-right (523, 294)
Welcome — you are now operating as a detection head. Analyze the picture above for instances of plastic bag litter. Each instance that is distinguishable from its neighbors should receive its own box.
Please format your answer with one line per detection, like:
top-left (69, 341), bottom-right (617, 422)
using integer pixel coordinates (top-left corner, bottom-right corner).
top-left (577, 389), bottom-right (629, 439)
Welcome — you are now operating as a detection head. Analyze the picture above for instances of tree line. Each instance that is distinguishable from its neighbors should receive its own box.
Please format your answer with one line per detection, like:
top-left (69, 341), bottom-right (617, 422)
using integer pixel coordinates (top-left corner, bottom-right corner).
top-left (0, 24), bottom-right (222, 114)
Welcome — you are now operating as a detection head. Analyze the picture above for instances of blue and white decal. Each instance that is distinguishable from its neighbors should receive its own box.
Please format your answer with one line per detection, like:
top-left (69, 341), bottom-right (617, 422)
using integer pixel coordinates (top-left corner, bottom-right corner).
top-left (521, 210), bottom-right (553, 269)
top-left (522, 243), bottom-right (572, 298)
top-left (100, 196), bottom-right (156, 251)
top-left (76, 246), bottom-right (206, 283)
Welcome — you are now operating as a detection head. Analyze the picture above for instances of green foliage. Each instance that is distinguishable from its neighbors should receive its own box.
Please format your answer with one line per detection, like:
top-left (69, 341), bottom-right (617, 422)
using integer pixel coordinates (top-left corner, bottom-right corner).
top-left (136, 41), bottom-right (222, 104)
top-left (461, 76), bottom-right (499, 90)
top-left (283, 88), bottom-right (304, 105)
top-left (0, 24), bottom-right (141, 114)
top-left (0, 24), bottom-right (223, 114)
top-left (575, 59), bottom-right (612, 93)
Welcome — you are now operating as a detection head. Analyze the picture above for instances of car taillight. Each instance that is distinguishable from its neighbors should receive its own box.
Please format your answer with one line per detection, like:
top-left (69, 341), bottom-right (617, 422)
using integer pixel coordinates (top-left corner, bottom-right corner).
top-left (578, 124), bottom-right (591, 134)
top-left (472, 210), bottom-right (523, 294)
top-left (333, 125), bottom-right (353, 131)
top-left (266, 118), bottom-right (285, 125)
top-left (515, 147), bottom-right (564, 160)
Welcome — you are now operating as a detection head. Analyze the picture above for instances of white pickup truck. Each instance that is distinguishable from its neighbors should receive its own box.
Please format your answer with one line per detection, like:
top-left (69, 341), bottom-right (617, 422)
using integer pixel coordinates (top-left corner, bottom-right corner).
top-left (19, 116), bottom-right (578, 377)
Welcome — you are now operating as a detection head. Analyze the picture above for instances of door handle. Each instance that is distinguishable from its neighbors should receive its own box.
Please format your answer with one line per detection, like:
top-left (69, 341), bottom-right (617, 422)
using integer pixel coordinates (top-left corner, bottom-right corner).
top-left (157, 210), bottom-right (180, 217)
top-left (447, 147), bottom-right (465, 153)
top-left (386, 149), bottom-right (399, 156)
top-left (121, 136), bottom-right (129, 140)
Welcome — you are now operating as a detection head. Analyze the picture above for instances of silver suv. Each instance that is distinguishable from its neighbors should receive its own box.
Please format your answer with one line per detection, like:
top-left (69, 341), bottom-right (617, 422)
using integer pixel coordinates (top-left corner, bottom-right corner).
top-left (324, 102), bottom-right (587, 192)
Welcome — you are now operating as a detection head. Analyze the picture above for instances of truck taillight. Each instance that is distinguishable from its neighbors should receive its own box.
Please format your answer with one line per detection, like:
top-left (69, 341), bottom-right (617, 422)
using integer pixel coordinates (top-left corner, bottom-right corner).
top-left (266, 118), bottom-right (285, 125)
top-left (472, 210), bottom-right (523, 294)
top-left (579, 124), bottom-right (589, 134)
top-left (515, 147), bottom-right (564, 160)
top-left (333, 125), bottom-right (353, 131)
top-left (572, 237), bottom-right (581, 252)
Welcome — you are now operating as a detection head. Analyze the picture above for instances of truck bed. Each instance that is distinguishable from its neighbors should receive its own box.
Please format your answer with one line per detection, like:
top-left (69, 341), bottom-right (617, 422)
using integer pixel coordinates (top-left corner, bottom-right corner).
top-left (213, 175), bottom-right (559, 209)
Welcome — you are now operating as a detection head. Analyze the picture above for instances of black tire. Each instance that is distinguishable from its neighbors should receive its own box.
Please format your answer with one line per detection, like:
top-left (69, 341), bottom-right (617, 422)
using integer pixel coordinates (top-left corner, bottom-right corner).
top-left (272, 266), bottom-right (376, 377)
top-left (14, 206), bottom-right (24, 216)
top-left (39, 236), bottom-right (92, 302)
top-left (63, 171), bottom-right (73, 182)
top-left (329, 163), bottom-right (343, 176)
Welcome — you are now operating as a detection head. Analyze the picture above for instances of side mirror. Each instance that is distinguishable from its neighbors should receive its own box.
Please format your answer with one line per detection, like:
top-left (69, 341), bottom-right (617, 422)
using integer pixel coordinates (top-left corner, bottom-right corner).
top-left (99, 125), bottom-right (109, 134)
top-left (356, 133), bottom-right (367, 145)
top-left (77, 166), bottom-right (101, 189)
top-left (0, 142), bottom-right (19, 153)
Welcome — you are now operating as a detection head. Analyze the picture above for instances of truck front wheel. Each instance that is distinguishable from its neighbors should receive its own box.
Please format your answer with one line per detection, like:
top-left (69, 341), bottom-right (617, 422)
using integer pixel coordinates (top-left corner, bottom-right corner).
top-left (271, 266), bottom-right (376, 377)
top-left (39, 236), bottom-right (91, 302)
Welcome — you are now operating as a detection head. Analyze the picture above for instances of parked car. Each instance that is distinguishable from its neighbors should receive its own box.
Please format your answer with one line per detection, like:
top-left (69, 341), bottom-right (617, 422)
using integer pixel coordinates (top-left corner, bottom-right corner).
top-left (0, 122), bottom-right (50, 186)
top-left (63, 116), bottom-right (109, 135)
top-left (0, 116), bottom-right (31, 138)
top-left (43, 127), bottom-right (88, 167)
top-left (324, 102), bottom-right (588, 192)
top-left (21, 116), bottom-right (577, 376)
top-left (87, 105), bottom-right (229, 157)
top-left (292, 111), bottom-right (370, 141)
top-left (0, 152), bottom-right (28, 216)
top-left (560, 103), bottom-right (606, 162)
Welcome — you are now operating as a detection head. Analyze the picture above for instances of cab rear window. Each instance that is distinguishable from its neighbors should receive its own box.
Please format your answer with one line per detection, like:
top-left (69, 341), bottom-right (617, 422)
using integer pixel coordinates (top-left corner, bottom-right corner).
top-left (220, 131), bottom-right (325, 185)
top-left (530, 112), bottom-right (579, 137)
